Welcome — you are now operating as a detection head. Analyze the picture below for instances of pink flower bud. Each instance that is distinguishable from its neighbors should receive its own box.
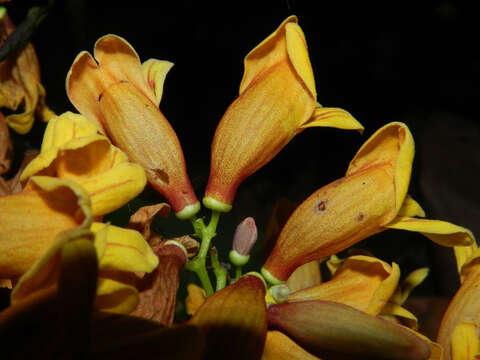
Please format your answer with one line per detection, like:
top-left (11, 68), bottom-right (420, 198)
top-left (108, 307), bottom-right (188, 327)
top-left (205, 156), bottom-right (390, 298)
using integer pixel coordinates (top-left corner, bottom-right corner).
top-left (232, 217), bottom-right (258, 256)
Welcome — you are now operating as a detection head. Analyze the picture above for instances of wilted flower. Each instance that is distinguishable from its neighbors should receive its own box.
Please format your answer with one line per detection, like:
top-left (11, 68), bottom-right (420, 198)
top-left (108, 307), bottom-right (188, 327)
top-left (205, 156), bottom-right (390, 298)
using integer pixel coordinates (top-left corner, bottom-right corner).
top-left (66, 34), bottom-right (199, 219)
top-left (203, 16), bottom-right (363, 213)
top-left (261, 122), bottom-right (475, 284)
top-left (0, 10), bottom-right (55, 134)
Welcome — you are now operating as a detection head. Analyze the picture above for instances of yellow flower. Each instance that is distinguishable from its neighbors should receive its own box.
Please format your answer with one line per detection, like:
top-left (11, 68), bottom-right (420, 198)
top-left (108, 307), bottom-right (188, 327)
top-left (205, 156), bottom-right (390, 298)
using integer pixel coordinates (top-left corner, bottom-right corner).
top-left (0, 175), bottom-right (158, 313)
top-left (66, 34), bottom-right (199, 219)
top-left (0, 11), bottom-right (55, 134)
top-left (437, 240), bottom-right (480, 359)
top-left (20, 111), bottom-right (147, 217)
top-left (203, 16), bottom-right (363, 213)
top-left (261, 122), bottom-right (475, 284)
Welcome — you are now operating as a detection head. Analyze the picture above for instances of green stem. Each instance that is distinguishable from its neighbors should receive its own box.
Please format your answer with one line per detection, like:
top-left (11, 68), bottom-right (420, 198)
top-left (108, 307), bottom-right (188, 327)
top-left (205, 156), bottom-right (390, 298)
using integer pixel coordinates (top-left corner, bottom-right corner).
top-left (210, 247), bottom-right (227, 291)
top-left (185, 211), bottom-right (221, 297)
top-left (234, 266), bottom-right (242, 282)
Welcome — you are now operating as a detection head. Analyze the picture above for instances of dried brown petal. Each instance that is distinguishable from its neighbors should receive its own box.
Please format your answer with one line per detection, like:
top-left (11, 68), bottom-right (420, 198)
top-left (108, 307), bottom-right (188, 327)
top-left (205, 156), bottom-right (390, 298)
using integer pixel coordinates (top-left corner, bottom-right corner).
top-left (127, 203), bottom-right (170, 241)
top-left (131, 242), bottom-right (186, 325)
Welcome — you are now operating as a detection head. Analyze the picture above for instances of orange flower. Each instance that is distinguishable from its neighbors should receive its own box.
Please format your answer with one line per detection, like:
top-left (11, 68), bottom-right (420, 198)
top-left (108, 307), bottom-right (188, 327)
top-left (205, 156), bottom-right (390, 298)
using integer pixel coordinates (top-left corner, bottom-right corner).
top-left (66, 35), bottom-right (199, 219)
top-left (261, 122), bottom-right (474, 284)
top-left (203, 16), bottom-right (363, 213)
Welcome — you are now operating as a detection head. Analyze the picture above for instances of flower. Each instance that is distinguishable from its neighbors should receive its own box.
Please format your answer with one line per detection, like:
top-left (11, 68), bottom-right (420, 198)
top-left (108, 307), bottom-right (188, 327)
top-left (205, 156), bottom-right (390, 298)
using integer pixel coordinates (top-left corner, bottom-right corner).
top-left (0, 10), bottom-right (55, 134)
top-left (66, 34), bottom-right (199, 219)
top-left (261, 122), bottom-right (475, 284)
top-left (203, 15), bottom-right (363, 213)
top-left (20, 111), bottom-right (147, 217)
top-left (437, 240), bottom-right (480, 359)
top-left (0, 175), bottom-right (159, 313)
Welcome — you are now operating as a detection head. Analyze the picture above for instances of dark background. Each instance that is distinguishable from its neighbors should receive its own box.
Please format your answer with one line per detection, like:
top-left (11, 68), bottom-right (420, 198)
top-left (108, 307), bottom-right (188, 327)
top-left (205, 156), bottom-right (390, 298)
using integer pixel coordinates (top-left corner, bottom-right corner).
top-left (3, 0), bottom-right (480, 326)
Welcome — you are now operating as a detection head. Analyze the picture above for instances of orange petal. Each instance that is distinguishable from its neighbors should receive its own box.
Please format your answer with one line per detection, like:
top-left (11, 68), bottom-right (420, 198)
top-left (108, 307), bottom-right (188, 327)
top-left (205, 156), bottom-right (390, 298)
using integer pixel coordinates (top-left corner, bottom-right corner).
top-left (262, 330), bottom-right (322, 360)
top-left (189, 275), bottom-right (267, 359)
top-left (66, 51), bottom-right (108, 133)
top-left (347, 122), bottom-right (414, 213)
top-left (93, 35), bottom-right (156, 104)
top-left (268, 300), bottom-right (430, 360)
top-left (98, 81), bottom-right (199, 217)
top-left (262, 165), bottom-right (396, 282)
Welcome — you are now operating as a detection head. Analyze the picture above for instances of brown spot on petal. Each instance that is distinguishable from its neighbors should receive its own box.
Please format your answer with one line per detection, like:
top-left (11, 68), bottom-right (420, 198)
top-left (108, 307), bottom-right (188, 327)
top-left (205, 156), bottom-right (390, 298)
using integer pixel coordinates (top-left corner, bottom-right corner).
top-left (356, 213), bottom-right (364, 222)
top-left (316, 200), bottom-right (327, 213)
top-left (152, 168), bottom-right (169, 185)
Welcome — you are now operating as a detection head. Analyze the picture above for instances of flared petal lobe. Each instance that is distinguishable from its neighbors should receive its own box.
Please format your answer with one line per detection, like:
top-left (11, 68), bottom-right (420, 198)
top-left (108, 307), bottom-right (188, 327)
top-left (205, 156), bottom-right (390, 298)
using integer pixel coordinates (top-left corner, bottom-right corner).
top-left (66, 35), bottom-right (199, 218)
top-left (20, 112), bottom-right (147, 217)
top-left (203, 16), bottom-right (361, 212)
top-left (189, 275), bottom-right (267, 360)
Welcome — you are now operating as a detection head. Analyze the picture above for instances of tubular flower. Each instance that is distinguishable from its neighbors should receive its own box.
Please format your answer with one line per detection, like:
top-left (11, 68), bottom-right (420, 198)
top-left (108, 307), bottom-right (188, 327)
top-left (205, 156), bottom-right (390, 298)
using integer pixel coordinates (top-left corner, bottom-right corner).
top-left (0, 11), bottom-right (55, 134)
top-left (261, 122), bottom-right (475, 284)
top-left (0, 175), bottom-right (159, 313)
top-left (20, 111), bottom-right (147, 217)
top-left (66, 34), bottom-right (199, 219)
top-left (437, 240), bottom-right (480, 360)
top-left (203, 15), bottom-right (363, 212)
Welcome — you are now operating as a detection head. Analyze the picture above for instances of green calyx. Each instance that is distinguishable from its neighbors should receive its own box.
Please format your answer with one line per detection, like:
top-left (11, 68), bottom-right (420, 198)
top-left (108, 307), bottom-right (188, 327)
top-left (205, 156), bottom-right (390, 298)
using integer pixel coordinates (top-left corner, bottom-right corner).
top-left (202, 197), bottom-right (232, 213)
top-left (229, 249), bottom-right (250, 267)
top-left (175, 202), bottom-right (201, 220)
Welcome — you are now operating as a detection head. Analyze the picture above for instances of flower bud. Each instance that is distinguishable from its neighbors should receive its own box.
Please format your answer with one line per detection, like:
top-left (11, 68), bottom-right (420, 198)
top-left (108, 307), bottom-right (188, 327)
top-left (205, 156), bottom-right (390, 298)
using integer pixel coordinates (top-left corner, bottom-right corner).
top-left (229, 217), bottom-right (257, 267)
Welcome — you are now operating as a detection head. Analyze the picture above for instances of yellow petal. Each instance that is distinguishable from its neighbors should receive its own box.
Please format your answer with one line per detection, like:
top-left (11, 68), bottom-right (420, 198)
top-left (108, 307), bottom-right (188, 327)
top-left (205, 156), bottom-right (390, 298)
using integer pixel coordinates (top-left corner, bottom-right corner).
top-left (81, 162), bottom-right (146, 216)
top-left (347, 122), bottom-right (414, 213)
top-left (454, 242), bottom-right (478, 283)
top-left (386, 216), bottom-right (475, 247)
top-left (40, 111), bottom-right (99, 152)
top-left (185, 283), bottom-right (206, 316)
top-left (300, 106), bottom-right (363, 133)
top-left (20, 112), bottom-right (147, 216)
top-left (95, 277), bottom-right (139, 313)
top-left (398, 194), bottom-right (426, 218)
top-left (381, 303), bottom-right (419, 330)
top-left (437, 269), bottom-right (480, 359)
top-left (262, 330), bottom-right (322, 360)
top-left (285, 21), bottom-right (316, 99)
top-left (0, 176), bottom-right (91, 279)
top-left (91, 223), bottom-right (158, 273)
top-left (451, 322), bottom-right (480, 360)
top-left (288, 255), bottom-right (400, 316)
top-left (11, 227), bottom-right (94, 303)
top-left (392, 268), bottom-right (429, 306)
top-left (142, 59), bottom-right (173, 107)
top-left (240, 16), bottom-right (298, 94)
top-left (286, 260), bottom-right (322, 292)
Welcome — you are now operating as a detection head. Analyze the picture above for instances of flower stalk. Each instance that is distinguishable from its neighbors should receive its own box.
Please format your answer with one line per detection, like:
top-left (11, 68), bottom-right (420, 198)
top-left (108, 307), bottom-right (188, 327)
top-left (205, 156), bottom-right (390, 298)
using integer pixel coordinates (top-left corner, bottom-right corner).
top-left (185, 211), bottom-right (221, 296)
